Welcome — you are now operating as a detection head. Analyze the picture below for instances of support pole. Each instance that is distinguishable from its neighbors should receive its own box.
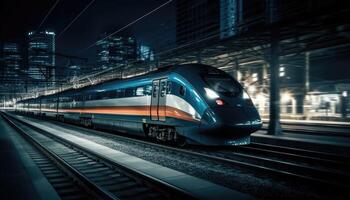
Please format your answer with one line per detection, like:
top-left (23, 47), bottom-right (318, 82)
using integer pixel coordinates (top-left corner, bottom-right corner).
top-left (235, 59), bottom-right (240, 81)
top-left (305, 52), bottom-right (310, 93)
top-left (196, 52), bottom-right (202, 64)
top-left (267, 0), bottom-right (281, 135)
top-left (267, 29), bottom-right (282, 135)
top-left (304, 52), bottom-right (310, 118)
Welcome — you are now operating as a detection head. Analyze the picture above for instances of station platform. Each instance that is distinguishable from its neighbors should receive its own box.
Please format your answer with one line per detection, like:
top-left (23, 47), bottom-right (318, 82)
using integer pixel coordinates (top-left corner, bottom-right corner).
top-left (0, 115), bottom-right (59, 200)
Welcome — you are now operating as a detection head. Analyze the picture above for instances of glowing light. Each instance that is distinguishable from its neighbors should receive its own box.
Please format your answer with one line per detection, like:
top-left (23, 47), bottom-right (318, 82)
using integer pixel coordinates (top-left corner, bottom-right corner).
top-left (281, 92), bottom-right (292, 103)
top-left (279, 67), bottom-right (285, 77)
top-left (243, 91), bottom-right (250, 99)
top-left (237, 71), bottom-right (242, 81)
top-left (45, 31), bottom-right (55, 35)
top-left (343, 91), bottom-right (348, 97)
top-left (215, 99), bottom-right (225, 106)
top-left (204, 88), bottom-right (219, 99)
top-left (247, 85), bottom-right (256, 93)
top-left (252, 73), bottom-right (258, 82)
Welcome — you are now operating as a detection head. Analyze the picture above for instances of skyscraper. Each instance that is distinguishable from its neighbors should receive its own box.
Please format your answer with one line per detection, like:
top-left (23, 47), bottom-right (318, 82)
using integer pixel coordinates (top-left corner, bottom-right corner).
top-left (139, 45), bottom-right (154, 61)
top-left (176, 0), bottom-right (220, 46)
top-left (1, 42), bottom-right (22, 79)
top-left (96, 34), bottom-right (138, 70)
top-left (176, 0), bottom-right (239, 45)
top-left (27, 31), bottom-right (55, 87)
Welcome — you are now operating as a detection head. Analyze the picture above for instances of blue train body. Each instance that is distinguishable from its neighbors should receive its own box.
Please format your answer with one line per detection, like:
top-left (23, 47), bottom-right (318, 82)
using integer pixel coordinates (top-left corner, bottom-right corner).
top-left (16, 64), bottom-right (262, 146)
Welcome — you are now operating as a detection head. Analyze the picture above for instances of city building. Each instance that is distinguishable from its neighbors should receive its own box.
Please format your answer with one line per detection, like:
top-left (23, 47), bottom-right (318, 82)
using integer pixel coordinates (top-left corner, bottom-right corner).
top-left (176, 0), bottom-right (220, 45)
top-left (1, 42), bottom-right (22, 80)
top-left (176, 0), bottom-right (241, 45)
top-left (138, 45), bottom-right (154, 61)
top-left (96, 34), bottom-right (137, 70)
top-left (27, 31), bottom-right (56, 87)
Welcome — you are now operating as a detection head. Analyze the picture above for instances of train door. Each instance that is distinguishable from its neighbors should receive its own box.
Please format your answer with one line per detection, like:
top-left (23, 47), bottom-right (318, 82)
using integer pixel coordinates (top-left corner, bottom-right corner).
top-left (151, 78), bottom-right (167, 121)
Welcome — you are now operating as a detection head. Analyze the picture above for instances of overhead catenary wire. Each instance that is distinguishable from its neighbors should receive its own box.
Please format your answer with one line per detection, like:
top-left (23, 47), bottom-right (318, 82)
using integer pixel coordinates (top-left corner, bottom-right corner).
top-left (56, 0), bottom-right (96, 40)
top-left (37, 0), bottom-right (61, 31)
top-left (67, 25), bottom-right (239, 86)
top-left (16, 2), bottom-right (295, 92)
top-left (81, 0), bottom-right (174, 51)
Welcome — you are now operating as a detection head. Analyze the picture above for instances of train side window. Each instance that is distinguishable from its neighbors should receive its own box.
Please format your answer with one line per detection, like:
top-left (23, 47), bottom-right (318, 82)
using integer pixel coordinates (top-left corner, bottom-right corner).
top-left (160, 82), bottom-right (167, 97)
top-left (118, 89), bottom-right (125, 98)
top-left (109, 90), bottom-right (116, 98)
top-left (125, 88), bottom-right (134, 97)
top-left (101, 91), bottom-right (109, 100)
top-left (167, 82), bottom-right (172, 94)
top-left (179, 85), bottom-right (186, 96)
top-left (136, 87), bottom-right (144, 96)
top-left (144, 85), bottom-right (152, 95)
top-left (152, 82), bottom-right (158, 97)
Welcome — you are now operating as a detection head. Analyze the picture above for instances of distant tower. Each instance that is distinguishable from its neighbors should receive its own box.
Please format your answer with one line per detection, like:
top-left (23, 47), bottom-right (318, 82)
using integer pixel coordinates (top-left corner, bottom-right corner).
top-left (2, 42), bottom-right (22, 79)
top-left (176, 0), bottom-right (238, 44)
top-left (96, 34), bottom-right (137, 70)
top-left (176, 0), bottom-right (220, 46)
top-left (139, 45), bottom-right (154, 61)
top-left (27, 31), bottom-right (55, 88)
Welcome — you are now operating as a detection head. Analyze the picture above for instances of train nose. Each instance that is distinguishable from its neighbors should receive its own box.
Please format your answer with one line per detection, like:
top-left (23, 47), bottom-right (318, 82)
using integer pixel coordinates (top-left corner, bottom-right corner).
top-left (215, 105), bottom-right (261, 124)
top-left (200, 105), bottom-right (262, 135)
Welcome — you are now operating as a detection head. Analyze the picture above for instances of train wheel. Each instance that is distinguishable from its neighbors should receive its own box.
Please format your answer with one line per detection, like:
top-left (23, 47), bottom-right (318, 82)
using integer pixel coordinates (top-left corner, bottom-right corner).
top-left (175, 134), bottom-right (187, 147)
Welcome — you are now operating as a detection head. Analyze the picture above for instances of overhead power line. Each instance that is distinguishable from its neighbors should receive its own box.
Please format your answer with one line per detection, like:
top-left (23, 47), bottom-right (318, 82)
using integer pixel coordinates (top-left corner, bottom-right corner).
top-left (57, 0), bottom-right (96, 40)
top-left (37, 0), bottom-right (61, 31)
top-left (81, 0), bottom-right (173, 51)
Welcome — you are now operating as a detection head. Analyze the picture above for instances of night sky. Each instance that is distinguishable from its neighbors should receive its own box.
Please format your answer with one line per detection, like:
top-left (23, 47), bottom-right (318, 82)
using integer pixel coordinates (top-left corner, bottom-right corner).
top-left (0, 0), bottom-right (175, 63)
top-left (1, 0), bottom-right (349, 81)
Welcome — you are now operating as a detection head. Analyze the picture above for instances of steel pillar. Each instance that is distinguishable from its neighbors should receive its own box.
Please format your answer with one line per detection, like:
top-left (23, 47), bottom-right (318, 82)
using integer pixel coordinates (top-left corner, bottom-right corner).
top-left (196, 52), bottom-right (202, 64)
top-left (305, 52), bottom-right (310, 93)
top-left (267, 29), bottom-right (282, 135)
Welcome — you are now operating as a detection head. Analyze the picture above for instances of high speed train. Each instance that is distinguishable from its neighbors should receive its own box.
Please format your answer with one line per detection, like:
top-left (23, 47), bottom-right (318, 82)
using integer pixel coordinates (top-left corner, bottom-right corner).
top-left (15, 64), bottom-right (262, 146)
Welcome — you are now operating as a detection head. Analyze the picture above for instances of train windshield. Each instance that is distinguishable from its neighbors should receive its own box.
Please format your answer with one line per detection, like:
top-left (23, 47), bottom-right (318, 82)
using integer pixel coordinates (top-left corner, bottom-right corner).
top-left (203, 75), bottom-right (240, 97)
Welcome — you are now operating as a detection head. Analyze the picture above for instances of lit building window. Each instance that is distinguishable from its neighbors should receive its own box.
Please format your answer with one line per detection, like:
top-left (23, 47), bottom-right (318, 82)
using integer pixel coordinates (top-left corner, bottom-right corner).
top-left (279, 67), bottom-right (285, 77)
top-left (252, 73), bottom-right (258, 82)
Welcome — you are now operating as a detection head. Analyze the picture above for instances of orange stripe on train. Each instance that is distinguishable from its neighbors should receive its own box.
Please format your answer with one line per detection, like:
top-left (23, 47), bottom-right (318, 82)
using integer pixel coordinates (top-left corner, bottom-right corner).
top-left (52, 106), bottom-right (200, 122)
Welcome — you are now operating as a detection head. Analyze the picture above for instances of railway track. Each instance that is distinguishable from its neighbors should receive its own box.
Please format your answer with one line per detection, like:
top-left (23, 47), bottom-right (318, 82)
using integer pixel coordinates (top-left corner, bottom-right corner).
top-left (190, 145), bottom-right (350, 187)
top-left (261, 122), bottom-right (350, 137)
top-left (30, 114), bottom-right (350, 191)
top-left (1, 113), bottom-right (193, 200)
top-left (4, 117), bottom-right (93, 200)
top-left (240, 142), bottom-right (350, 170)
top-left (5, 112), bottom-right (350, 196)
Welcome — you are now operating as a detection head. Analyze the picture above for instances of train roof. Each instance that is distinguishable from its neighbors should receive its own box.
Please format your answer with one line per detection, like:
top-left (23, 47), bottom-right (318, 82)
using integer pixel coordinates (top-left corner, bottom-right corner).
top-left (18, 64), bottom-right (220, 102)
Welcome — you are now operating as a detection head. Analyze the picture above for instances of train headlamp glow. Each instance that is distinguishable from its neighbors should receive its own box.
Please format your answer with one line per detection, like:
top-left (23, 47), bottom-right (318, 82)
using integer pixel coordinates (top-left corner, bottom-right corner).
top-left (243, 91), bottom-right (250, 99)
top-left (204, 88), bottom-right (219, 99)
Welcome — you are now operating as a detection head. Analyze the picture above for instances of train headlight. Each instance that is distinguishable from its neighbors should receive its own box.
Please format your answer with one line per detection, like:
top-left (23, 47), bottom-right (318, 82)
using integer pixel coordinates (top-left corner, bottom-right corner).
top-left (215, 99), bottom-right (225, 106)
top-left (204, 88), bottom-right (219, 99)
